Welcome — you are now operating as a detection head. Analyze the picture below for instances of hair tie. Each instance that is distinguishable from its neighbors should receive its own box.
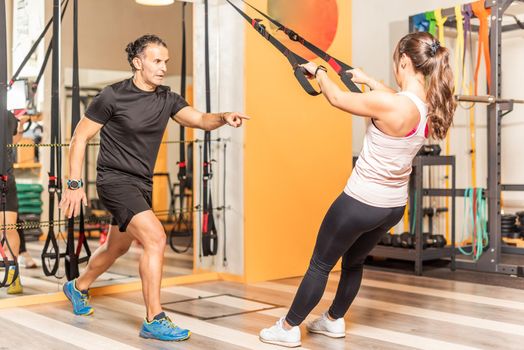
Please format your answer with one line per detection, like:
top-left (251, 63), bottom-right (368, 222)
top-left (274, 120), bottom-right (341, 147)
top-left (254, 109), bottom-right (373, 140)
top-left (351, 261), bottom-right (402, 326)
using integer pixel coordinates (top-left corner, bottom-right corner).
top-left (430, 41), bottom-right (440, 56)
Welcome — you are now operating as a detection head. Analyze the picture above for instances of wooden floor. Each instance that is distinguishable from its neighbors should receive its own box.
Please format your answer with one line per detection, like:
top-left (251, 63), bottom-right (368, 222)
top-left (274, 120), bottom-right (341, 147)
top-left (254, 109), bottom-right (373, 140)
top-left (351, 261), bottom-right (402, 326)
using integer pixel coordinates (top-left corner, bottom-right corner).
top-left (0, 239), bottom-right (193, 297)
top-left (1, 268), bottom-right (523, 349)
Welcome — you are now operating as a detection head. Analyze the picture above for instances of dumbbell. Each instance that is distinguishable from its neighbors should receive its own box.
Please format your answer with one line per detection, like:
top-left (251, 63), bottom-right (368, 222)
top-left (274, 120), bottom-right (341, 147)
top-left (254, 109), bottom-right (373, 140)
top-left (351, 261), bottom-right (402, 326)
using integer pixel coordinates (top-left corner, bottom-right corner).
top-left (428, 234), bottom-right (447, 248)
top-left (392, 234), bottom-right (402, 247)
top-left (400, 232), bottom-right (414, 249)
top-left (381, 233), bottom-right (393, 246)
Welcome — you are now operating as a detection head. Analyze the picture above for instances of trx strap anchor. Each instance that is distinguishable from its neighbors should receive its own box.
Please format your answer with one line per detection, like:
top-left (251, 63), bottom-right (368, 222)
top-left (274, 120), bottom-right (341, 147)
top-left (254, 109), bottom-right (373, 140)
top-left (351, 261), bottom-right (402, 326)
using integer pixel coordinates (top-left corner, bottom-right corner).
top-left (240, 0), bottom-right (361, 93)
top-left (226, 0), bottom-right (321, 96)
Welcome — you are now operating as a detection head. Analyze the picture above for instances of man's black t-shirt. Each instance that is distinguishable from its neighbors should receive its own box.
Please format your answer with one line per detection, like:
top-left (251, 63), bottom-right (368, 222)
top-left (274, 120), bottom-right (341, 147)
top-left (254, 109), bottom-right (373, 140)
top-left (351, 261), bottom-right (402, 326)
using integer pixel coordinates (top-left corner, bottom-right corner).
top-left (85, 78), bottom-right (188, 185)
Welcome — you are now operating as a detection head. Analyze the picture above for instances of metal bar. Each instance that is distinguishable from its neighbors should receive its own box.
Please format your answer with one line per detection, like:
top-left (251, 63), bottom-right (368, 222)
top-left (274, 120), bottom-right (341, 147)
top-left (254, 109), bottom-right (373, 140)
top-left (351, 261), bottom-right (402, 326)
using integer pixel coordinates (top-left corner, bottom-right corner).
top-left (417, 155), bottom-right (455, 166)
top-left (455, 94), bottom-right (524, 104)
top-left (422, 188), bottom-right (486, 197)
top-left (502, 245), bottom-right (524, 255)
top-left (501, 184), bottom-right (524, 191)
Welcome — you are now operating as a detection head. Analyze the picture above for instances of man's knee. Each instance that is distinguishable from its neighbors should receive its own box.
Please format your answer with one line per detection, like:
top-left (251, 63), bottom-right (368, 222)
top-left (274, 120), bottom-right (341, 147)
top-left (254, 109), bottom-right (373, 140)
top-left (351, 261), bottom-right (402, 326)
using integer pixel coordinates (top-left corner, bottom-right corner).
top-left (143, 230), bottom-right (166, 252)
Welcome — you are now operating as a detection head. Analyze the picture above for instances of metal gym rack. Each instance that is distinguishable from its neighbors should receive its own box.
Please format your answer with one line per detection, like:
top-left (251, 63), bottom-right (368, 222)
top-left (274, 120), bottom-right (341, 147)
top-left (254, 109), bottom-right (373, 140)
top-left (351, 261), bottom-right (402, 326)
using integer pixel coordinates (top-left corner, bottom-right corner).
top-left (404, 0), bottom-right (524, 276)
top-left (366, 0), bottom-right (524, 276)
top-left (369, 155), bottom-right (457, 276)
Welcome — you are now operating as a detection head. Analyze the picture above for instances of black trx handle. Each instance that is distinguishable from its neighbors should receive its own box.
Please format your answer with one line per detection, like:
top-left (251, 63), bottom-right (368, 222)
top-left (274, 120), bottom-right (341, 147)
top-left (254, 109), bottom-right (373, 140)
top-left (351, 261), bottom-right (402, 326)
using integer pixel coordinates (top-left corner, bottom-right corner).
top-left (226, 0), bottom-right (321, 96)
top-left (240, 0), bottom-right (361, 93)
top-left (41, 175), bottom-right (61, 277)
top-left (65, 0), bottom-right (90, 280)
top-left (65, 208), bottom-right (91, 280)
top-left (170, 2), bottom-right (192, 254)
top-left (42, 0), bottom-right (64, 278)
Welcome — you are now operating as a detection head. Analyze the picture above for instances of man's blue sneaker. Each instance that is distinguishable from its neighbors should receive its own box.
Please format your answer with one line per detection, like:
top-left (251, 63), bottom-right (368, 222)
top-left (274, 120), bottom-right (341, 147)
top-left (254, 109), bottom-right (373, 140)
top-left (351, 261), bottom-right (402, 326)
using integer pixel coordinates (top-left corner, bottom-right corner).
top-left (63, 279), bottom-right (94, 316)
top-left (139, 314), bottom-right (191, 341)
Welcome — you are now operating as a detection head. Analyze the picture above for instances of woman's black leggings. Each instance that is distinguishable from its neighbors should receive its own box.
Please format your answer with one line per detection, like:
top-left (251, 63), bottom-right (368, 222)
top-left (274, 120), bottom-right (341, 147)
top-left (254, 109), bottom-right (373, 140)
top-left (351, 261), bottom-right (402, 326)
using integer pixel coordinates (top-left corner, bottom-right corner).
top-left (285, 193), bottom-right (405, 326)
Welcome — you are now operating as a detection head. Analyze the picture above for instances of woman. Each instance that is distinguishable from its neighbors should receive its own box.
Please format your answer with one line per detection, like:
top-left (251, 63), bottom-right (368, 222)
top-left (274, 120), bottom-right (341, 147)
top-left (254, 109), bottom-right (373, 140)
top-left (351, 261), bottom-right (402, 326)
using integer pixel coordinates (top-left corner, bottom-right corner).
top-left (1, 112), bottom-right (32, 294)
top-left (259, 32), bottom-right (456, 347)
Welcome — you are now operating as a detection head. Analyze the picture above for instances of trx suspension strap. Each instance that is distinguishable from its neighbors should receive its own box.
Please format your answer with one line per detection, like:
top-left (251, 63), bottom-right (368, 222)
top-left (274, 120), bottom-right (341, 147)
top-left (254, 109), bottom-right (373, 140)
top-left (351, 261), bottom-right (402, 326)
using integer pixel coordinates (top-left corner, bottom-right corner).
top-left (201, 0), bottom-right (218, 257)
top-left (9, 0), bottom-right (69, 88)
top-left (471, 0), bottom-right (491, 95)
top-left (222, 141), bottom-right (227, 266)
top-left (226, 0), bottom-right (321, 96)
top-left (240, 0), bottom-right (361, 93)
top-left (41, 0), bottom-right (64, 277)
top-left (65, 0), bottom-right (90, 281)
top-left (0, 0), bottom-right (19, 288)
top-left (170, 2), bottom-right (192, 254)
top-left (32, 1), bottom-right (70, 97)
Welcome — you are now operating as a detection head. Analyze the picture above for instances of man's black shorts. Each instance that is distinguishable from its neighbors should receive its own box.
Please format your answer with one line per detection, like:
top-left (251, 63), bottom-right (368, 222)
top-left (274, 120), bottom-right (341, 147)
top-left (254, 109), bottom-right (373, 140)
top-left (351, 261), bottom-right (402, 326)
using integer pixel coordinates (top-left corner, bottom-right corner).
top-left (1, 176), bottom-right (18, 212)
top-left (97, 180), bottom-right (152, 232)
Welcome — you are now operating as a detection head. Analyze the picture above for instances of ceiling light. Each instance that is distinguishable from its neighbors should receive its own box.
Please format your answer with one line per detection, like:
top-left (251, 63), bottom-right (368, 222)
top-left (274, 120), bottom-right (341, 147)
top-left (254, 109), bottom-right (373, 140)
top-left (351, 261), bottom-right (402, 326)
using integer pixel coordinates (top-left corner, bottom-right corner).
top-left (135, 0), bottom-right (174, 6)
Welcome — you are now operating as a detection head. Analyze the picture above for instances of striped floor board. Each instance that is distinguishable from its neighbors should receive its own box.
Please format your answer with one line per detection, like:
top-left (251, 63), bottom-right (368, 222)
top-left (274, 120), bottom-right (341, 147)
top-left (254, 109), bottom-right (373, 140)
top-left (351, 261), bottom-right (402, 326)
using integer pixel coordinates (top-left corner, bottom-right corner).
top-left (1, 240), bottom-right (193, 297)
top-left (1, 268), bottom-right (522, 349)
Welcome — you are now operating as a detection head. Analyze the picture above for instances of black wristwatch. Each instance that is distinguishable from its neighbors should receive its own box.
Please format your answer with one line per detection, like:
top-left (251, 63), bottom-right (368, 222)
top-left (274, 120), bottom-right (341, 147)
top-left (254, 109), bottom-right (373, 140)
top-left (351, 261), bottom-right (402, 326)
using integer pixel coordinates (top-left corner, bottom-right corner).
top-left (67, 179), bottom-right (83, 190)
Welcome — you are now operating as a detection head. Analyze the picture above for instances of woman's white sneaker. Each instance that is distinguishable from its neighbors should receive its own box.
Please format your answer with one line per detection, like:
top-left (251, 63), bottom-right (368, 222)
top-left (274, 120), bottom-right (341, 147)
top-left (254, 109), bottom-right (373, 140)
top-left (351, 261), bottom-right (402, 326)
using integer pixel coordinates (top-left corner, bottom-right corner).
top-left (259, 317), bottom-right (301, 348)
top-left (306, 312), bottom-right (345, 338)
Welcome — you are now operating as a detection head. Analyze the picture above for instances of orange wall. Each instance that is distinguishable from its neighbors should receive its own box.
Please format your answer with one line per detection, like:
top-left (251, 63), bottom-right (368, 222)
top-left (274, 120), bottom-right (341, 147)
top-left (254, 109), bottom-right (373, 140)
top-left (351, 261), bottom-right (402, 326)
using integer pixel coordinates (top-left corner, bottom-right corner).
top-left (244, 0), bottom-right (353, 282)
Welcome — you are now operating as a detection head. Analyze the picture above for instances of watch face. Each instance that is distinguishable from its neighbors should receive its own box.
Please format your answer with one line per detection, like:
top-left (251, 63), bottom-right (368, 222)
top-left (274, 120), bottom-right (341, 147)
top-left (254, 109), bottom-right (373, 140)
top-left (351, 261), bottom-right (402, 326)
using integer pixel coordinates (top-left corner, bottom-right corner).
top-left (68, 180), bottom-right (80, 189)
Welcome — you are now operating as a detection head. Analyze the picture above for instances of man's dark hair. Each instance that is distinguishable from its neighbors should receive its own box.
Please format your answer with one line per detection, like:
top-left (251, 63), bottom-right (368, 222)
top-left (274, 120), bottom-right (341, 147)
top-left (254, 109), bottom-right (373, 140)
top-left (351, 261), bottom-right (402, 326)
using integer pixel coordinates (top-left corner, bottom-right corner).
top-left (125, 34), bottom-right (167, 72)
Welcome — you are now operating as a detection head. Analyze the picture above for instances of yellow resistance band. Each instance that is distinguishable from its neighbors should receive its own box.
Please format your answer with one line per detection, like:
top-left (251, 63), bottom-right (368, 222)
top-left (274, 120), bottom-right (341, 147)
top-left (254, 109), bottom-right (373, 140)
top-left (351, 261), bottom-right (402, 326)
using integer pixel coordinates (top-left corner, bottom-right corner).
top-left (434, 8), bottom-right (447, 46)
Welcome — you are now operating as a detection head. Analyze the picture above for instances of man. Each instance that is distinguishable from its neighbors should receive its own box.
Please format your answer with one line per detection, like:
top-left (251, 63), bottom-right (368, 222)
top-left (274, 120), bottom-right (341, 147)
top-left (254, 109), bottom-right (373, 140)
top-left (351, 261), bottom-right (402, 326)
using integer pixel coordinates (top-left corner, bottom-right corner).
top-left (59, 34), bottom-right (248, 342)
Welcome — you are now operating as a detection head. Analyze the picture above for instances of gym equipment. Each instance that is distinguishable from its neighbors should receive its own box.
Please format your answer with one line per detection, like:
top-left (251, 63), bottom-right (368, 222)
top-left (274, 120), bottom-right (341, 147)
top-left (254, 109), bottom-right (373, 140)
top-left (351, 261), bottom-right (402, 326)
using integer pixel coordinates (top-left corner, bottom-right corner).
top-left (64, 0), bottom-right (91, 281)
top-left (238, 0), bottom-right (361, 93)
top-left (169, 2), bottom-right (193, 254)
top-left (226, 0), bottom-right (322, 96)
top-left (41, 0), bottom-right (66, 277)
top-left (0, 0), bottom-right (19, 288)
top-left (200, 0), bottom-right (218, 257)
top-left (417, 144), bottom-right (441, 156)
